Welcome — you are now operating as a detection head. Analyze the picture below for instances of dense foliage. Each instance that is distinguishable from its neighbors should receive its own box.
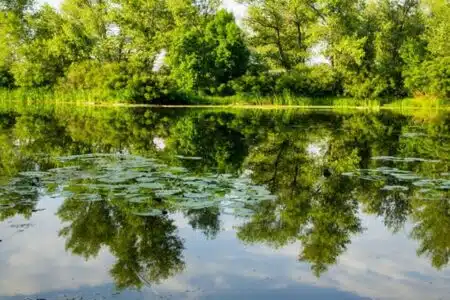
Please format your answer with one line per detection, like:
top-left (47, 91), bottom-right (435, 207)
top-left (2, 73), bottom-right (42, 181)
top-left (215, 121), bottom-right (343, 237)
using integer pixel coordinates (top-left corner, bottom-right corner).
top-left (0, 0), bottom-right (449, 102)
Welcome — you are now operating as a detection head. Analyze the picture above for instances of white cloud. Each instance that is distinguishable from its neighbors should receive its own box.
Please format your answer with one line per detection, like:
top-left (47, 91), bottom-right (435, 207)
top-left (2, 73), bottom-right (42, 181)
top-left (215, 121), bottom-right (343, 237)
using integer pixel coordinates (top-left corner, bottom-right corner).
top-left (222, 0), bottom-right (248, 21)
top-left (1, 196), bottom-right (450, 300)
top-left (37, 0), bottom-right (61, 7)
top-left (243, 214), bottom-right (450, 300)
top-left (0, 197), bottom-right (115, 296)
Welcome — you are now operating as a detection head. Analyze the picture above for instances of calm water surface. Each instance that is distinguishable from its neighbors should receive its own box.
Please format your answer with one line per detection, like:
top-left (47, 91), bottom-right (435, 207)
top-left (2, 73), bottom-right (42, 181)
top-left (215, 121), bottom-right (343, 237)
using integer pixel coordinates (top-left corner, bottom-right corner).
top-left (0, 105), bottom-right (449, 300)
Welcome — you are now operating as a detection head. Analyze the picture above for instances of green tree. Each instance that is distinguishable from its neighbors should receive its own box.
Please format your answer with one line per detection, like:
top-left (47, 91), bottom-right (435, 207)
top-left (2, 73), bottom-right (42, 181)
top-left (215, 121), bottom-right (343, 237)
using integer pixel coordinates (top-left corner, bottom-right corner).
top-left (0, 12), bottom-right (19, 87)
top-left (111, 0), bottom-right (174, 67)
top-left (324, 0), bottom-right (424, 98)
top-left (11, 5), bottom-right (70, 87)
top-left (402, 0), bottom-right (450, 98)
top-left (0, 0), bottom-right (34, 87)
top-left (242, 0), bottom-right (318, 70)
top-left (0, 0), bottom-right (34, 16)
top-left (167, 9), bottom-right (249, 94)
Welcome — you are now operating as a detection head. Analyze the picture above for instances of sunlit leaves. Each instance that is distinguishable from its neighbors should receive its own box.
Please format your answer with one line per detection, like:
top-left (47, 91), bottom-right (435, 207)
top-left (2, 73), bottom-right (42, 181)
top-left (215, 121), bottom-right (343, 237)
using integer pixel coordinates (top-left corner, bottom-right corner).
top-left (167, 9), bottom-right (249, 93)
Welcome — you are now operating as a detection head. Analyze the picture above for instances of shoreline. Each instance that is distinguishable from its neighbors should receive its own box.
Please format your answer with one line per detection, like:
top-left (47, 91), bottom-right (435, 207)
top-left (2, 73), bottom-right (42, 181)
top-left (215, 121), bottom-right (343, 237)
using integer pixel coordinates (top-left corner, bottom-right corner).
top-left (0, 92), bottom-right (448, 110)
top-left (0, 101), bottom-right (448, 111)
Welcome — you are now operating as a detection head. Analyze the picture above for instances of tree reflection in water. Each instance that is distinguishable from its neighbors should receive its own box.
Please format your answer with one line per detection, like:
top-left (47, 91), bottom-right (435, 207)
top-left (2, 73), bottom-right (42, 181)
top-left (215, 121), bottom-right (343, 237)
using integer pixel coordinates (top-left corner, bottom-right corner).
top-left (0, 105), bottom-right (450, 288)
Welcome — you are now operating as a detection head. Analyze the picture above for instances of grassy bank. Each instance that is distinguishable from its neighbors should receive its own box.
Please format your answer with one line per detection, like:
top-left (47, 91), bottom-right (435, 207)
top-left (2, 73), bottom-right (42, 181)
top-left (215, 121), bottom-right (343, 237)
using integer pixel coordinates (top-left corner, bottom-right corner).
top-left (0, 88), bottom-right (447, 109)
top-left (193, 94), bottom-right (382, 108)
top-left (0, 88), bottom-right (128, 104)
top-left (383, 96), bottom-right (446, 110)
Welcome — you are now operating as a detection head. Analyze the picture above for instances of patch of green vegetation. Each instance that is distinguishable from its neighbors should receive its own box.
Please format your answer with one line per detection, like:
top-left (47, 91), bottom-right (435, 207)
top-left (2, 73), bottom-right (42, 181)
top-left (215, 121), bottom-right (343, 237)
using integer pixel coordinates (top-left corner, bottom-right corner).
top-left (195, 94), bottom-right (382, 107)
top-left (384, 97), bottom-right (449, 110)
top-left (0, 88), bottom-right (402, 108)
top-left (0, 88), bottom-right (126, 103)
top-left (2, 88), bottom-right (448, 109)
top-left (0, 0), bottom-right (448, 105)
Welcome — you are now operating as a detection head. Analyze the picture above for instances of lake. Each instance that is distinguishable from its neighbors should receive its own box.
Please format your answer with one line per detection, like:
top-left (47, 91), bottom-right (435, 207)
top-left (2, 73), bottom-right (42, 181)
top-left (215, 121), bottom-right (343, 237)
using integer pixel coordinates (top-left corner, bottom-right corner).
top-left (0, 105), bottom-right (449, 300)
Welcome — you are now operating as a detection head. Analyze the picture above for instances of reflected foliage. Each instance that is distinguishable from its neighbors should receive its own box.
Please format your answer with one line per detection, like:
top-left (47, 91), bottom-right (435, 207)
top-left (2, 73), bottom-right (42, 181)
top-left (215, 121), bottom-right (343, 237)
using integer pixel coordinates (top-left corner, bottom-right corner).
top-left (0, 176), bottom-right (40, 221)
top-left (238, 122), bottom-right (363, 276)
top-left (185, 207), bottom-right (221, 239)
top-left (168, 112), bottom-right (247, 173)
top-left (411, 197), bottom-right (450, 269)
top-left (1, 105), bottom-right (450, 285)
top-left (58, 197), bottom-right (185, 288)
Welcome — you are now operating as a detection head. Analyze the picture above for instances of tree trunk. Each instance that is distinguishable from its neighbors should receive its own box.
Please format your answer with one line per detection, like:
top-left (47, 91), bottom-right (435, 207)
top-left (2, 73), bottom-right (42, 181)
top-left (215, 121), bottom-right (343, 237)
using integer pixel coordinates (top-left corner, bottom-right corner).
top-left (295, 22), bottom-right (305, 64)
top-left (275, 28), bottom-right (291, 70)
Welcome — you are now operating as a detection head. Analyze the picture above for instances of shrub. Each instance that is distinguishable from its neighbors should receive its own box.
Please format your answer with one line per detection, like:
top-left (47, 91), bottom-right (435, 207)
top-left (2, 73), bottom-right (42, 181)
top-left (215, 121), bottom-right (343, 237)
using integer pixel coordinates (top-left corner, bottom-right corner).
top-left (230, 72), bottom-right (278, 96)
top-left (0, 67), bottom-right (14, 88)
top-left (404, 57), bottom-right (450, 99)
top-left (59, 61), bottom-right (180, 103)
top-left (61, 61), bottom-right (126, 91)
top-left (274, 65), bottom-right (340, 97)
top-left (123, 73), bottom-right (177, 103)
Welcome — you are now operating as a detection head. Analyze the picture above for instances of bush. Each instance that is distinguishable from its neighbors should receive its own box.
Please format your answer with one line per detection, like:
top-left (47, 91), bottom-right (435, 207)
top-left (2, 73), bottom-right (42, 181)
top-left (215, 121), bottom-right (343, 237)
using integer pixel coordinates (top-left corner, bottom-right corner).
top-left (123, 73), bottom-right (178, 103)
top-left (11, 59), bottom-right (62, 88)
top-left (404, 57), bottom-right (450, 99)
top-left (0, 67), bottom-right (14, 88)
top-left (228, 65), bottom-right (340, 98)
top-left (342, 73), bottom-right (390, 100)
top-left (274, 65), bottom-right (340, 97)
top-left (229, 73), bottom-right (278, 96)
top-left (61, 61), bottom-right (126, 91)
top-left (59, 61), bottom-right (181, 103)
top-left (307, 65), bottom-right (342, 96)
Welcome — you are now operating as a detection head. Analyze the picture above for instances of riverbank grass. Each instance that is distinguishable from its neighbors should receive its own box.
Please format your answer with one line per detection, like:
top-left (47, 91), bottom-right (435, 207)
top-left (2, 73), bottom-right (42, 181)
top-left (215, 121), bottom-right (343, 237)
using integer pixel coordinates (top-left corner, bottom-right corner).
top-left (0, 88), bottom-right (447, 109)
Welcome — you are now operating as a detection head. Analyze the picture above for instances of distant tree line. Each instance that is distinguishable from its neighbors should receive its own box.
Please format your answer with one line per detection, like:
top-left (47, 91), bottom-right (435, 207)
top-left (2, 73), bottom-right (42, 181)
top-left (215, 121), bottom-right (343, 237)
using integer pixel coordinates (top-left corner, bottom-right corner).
top-left (0, 0), bottom-right (448, 102)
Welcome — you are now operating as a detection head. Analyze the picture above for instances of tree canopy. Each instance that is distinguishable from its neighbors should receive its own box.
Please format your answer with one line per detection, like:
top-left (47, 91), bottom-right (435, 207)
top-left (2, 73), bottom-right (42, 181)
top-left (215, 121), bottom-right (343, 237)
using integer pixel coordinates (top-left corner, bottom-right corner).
top-left (0, 0), bottom-right (449, 101)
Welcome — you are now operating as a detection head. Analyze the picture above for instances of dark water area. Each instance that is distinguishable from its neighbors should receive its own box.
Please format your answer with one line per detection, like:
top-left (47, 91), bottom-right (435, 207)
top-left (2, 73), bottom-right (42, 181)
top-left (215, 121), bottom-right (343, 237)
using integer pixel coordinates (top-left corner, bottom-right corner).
top-left (0, 105), bottom-right (449, 300)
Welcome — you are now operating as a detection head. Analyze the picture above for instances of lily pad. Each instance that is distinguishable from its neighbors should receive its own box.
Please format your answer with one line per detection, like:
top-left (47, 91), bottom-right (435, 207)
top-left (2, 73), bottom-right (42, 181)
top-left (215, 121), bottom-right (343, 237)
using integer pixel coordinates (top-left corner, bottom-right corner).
top-left (391, 173), bottom-right (421, 181)
top-left (126, 196), bottom-right (148, 203)
top-left (133, 209), bottom-right (164, 217)
top-left (156, 189), bottom-right (183, 197)
top-left (175, 155), bottom-right (202, 160)
top-left (19, 171), bottom-right (50, 177)
top-left (184, 193), bottom-right (211, 199)
top-left (78, 194), bottom-right (104, 202)
top-left (372, 156), bottom-right (440, 163)
top-left (135, 176), bottom-right (157, 183)
top-left (342, 172), bottom-right (354, 177)
top-left (381, 185), bottom-right (409, 191)
top-left (413, 180), bottom-right (435, 187)
top-left (178, 201), bottom-right (216, 210)
top-left (138, 182), bottom-right (165, 190)
top-left (167, 167), bottom-right (188, 173)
